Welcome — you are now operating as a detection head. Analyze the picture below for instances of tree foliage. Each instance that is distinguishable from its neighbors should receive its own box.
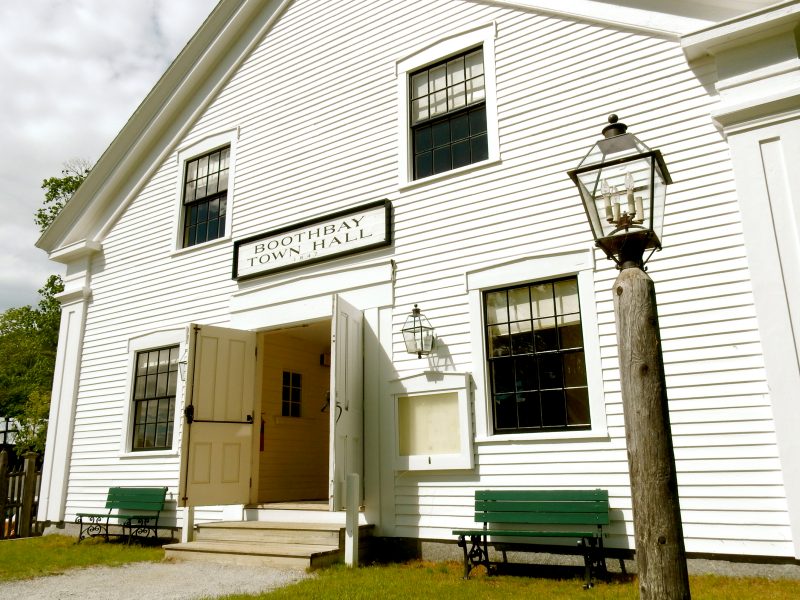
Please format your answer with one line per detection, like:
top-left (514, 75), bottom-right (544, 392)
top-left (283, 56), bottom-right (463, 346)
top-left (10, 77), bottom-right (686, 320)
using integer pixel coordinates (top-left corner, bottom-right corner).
top-left (34, 159), bottom-right (91, 234)
top-left (0, 275), bottom-right (65, 419)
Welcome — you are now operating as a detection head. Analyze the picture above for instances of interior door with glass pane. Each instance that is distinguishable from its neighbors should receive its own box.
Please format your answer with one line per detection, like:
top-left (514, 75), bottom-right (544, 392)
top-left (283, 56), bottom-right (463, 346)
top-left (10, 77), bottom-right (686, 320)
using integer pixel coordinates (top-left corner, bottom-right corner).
top-left (179, 324), bottom-right (256, 508)
top-left (329, 296), bottom-right (364, 511)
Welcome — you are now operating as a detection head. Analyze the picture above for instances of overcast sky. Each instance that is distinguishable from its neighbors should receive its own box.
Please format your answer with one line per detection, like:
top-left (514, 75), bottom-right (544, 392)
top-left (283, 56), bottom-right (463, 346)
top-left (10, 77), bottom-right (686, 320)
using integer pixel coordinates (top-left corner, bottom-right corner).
top-left (0, 0), bottom-right (219, 311)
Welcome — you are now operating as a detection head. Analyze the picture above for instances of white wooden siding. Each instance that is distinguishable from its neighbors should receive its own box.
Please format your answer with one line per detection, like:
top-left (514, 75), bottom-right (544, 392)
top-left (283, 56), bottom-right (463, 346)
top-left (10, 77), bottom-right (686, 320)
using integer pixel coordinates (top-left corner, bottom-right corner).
top-left (61, 0), bottom-right (793, 556)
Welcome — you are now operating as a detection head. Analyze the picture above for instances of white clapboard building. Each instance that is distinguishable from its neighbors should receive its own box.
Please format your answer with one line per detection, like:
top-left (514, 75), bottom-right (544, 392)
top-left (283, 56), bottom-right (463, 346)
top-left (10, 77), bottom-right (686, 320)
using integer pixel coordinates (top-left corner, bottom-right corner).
top-left (36, 0), bottom-right (800, 564)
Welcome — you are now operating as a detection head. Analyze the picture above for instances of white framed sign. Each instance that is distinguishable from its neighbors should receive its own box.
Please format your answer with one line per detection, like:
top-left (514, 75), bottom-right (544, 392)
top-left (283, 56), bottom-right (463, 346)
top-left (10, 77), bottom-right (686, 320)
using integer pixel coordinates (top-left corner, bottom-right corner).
top-left (233, 200), bottom-right (391, 280)
top-left (389, 372), bottom-right (474, 471)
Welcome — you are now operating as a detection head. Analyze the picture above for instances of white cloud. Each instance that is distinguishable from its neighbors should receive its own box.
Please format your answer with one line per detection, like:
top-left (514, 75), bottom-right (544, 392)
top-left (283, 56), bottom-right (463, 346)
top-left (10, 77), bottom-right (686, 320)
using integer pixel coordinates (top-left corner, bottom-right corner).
top-left (0, 0), bottom-right (219, 310)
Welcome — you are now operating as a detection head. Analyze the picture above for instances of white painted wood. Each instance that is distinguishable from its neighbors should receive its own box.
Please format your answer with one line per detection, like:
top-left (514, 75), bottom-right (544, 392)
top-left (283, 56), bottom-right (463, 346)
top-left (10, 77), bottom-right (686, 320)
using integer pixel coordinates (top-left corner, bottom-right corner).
top-left (37, 287), bottom-right (90, 522)
top-left (180, 324), bottom-right (257, 508)
top-left (36, 0), bottom-right (797, 560)
top-left (388, 372), bottom-right (473, 471)
top-left (330, 296), bottom-right (364, 511)
top-left (181, 506), bottom-right (195, 543)
top-left (345, 473), bottom-right (359, 567)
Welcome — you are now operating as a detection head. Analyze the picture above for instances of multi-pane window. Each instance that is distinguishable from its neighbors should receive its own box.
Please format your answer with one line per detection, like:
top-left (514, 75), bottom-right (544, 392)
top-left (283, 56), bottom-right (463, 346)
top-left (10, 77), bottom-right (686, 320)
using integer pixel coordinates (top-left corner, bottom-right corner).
top-left (282, 371), bottom-right (302, 418)
top-left (485, 277), bottom-right (590, 434)
top-left (410, 48), bottom-right (487, 179)
top-left (182, 146), bottom-right (229, 247)
top-left (132, 345), bottom-right (179, 450)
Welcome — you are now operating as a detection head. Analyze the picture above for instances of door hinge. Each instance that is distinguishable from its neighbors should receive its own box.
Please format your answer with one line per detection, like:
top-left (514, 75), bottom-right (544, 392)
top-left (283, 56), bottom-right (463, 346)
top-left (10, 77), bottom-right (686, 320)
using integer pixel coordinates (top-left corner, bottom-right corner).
top-left (249, 477), bottom-right (252, 488)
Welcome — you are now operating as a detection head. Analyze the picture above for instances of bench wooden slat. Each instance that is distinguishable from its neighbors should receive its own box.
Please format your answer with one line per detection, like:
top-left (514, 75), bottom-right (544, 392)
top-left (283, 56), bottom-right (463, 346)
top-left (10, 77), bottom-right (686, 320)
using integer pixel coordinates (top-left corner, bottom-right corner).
top-left (476, 489), bottom-right (608, 502)
top-left (453, 529), bottom-right (597, 538)
top-left (476, 499), bottom-right (609, 513)
top-left (476, 512), bottom-right (608, 525)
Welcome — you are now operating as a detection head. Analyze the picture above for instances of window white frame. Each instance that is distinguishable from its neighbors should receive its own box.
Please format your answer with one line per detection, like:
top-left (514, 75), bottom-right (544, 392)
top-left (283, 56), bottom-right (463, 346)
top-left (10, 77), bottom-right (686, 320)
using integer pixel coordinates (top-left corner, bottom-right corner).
top-left (119, 329), bottom-right (185, 457)
top-left (396, 22), bottom-right (500, 188)
top-left (389, 372), bottom-right (473, 471)
top-left (466, 250), bottom-right (607, 442)
top-left (172, 128), bottom-right (239, 254)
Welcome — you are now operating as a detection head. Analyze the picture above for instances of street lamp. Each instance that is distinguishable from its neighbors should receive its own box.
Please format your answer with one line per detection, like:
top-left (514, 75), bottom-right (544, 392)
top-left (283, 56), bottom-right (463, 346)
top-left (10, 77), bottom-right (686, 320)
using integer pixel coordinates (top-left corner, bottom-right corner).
top-left (568, 114), bottom-right (671, 268)
top-left (568, 115), bottom-right (691, 600)
top-left (401, 304), bottom-right (435, 358)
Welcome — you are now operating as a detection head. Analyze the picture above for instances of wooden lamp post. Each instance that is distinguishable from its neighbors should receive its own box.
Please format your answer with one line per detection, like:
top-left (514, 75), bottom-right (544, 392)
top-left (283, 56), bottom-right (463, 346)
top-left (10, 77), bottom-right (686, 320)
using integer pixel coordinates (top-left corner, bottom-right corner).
top-left (568, 115), bottom-right (691, 600)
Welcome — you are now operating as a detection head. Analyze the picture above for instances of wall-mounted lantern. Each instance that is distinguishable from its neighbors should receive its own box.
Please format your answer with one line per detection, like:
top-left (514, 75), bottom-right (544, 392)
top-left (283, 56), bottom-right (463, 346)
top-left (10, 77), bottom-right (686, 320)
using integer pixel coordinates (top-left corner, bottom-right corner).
top-left (567, 114), bottom-right (672, 268)
top-left (402, 304), bottom-right (435, 358)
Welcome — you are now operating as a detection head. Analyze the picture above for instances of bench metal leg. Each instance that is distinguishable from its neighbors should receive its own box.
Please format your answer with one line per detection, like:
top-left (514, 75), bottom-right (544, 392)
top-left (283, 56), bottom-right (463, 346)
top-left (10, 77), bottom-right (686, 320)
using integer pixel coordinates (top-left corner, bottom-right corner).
top-left (457, 534), bottom-right (491, 579)
top-left (75, 516), bottom-right (109, 542)
top-left (578, 536), bottom-right (608, 589)
top-left (126, 516), bottom-right (159, 544)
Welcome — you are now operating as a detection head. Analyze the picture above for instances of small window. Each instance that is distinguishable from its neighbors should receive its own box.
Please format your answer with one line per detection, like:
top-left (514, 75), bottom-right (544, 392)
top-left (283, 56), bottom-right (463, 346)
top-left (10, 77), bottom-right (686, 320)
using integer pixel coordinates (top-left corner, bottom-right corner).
top-left (131, 345), bottom-right (179, 450)
top-left (182, 146), bottom-right (229, 247)
top-left (410, 48), bottom-right (487, 179)
top-left (282, 371), bottom-right (302, 417)
top-left (485, 277), bottom-right (590, 434)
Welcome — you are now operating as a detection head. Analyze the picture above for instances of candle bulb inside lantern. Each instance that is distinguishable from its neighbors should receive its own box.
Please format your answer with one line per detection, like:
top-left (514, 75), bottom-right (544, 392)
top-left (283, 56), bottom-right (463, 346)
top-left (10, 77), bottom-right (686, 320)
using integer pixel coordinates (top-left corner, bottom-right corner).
top-left (612, 185), bottom-right (621, 223)
top-left (625, 172), bottom-right (636, 217)
top-left (635, 196), bottom-right (644, 223)
top-left (601, 179), bottom-right (613, 222)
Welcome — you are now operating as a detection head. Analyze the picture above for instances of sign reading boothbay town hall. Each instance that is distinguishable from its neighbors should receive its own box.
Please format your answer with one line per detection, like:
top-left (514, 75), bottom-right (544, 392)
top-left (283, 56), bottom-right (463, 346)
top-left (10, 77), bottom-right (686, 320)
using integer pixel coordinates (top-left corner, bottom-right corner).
top-left (233, 200), bottom-right (392, 280)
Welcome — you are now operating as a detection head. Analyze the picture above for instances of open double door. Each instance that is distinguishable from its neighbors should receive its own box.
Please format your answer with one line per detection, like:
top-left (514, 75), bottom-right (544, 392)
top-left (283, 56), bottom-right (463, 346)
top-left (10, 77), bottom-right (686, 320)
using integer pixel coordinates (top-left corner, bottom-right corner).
top-left (178, 296), bottom-right (363, 511)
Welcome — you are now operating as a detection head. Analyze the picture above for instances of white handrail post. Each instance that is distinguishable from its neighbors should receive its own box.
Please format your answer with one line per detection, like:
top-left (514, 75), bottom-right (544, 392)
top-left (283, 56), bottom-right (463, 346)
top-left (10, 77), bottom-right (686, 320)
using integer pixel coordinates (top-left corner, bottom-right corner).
top-left (345, 473), bottom-right (359, 567)
top-left (181, 506), bottom-right (195, 543)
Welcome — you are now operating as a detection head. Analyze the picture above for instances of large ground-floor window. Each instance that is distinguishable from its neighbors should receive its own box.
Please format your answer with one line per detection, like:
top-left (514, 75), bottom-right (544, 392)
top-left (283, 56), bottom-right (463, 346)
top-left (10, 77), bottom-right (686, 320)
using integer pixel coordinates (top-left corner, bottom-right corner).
top-left (131, 345), bottom-right (179, 450)
top-left (484, 276), bottom-right (590, 433)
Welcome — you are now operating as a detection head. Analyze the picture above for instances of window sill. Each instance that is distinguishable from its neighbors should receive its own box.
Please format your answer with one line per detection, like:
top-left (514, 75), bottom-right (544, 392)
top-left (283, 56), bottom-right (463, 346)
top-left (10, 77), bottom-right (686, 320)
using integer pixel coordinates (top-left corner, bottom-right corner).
top-left (475, 427), bottom-right (609, 444)
top-left (118, 449), bottom-right (180, 459)
top-left (170, 235), bottom-right (231, 258)
top-left (398, 157), bottom-right (501, 192)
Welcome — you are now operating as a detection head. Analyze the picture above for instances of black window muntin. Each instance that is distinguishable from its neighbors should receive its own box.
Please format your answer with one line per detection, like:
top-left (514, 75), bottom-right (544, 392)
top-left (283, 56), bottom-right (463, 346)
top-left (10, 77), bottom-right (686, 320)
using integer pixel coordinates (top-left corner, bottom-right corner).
top-left (182, 146), bottom-right (229, 247)
top-left (484, 277), bottom-right (591, 434)
top-left (281, 371), bottom-right (302, 418)
top-left (410, 48), bottom-right (487, 180)
top-left (131, 345), bottom-right (179, 451)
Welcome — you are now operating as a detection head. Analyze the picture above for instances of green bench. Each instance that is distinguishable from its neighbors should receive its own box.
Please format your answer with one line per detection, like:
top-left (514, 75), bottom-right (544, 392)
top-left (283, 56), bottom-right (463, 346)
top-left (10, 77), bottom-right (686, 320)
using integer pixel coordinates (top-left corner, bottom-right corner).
top-left (452, 489), bottom-right (610, 587)
top-left (76, 487), bottom-right (168, 544)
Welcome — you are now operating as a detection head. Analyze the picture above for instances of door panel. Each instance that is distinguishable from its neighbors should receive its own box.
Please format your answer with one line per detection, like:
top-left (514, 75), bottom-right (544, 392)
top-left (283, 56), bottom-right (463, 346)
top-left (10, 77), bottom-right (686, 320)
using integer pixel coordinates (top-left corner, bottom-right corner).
top-left (179, 324), bottom-right (256, 508)
top-left (329, 296), bottom-right (364, 511)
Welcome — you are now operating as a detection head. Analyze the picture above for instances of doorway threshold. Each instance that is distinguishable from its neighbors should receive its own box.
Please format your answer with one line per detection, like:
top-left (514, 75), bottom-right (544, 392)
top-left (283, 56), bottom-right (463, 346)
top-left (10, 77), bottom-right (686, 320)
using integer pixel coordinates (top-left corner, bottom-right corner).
top-left (248, 501), bottom-right (329, 511)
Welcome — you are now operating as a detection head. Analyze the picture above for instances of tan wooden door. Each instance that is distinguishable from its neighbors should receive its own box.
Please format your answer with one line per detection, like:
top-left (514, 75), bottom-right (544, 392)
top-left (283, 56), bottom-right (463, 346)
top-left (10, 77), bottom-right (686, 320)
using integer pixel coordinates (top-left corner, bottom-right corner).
top-left (329, 296), bottom-right (364, 511)
top-left (179, 324), bottom-right (256, 508)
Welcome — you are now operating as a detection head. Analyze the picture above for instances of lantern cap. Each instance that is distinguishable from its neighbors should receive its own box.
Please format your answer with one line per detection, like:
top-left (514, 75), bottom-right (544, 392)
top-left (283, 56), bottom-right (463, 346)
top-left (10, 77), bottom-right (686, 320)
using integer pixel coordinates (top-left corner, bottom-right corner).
top-left (602, 114), bottom-right (627, 138)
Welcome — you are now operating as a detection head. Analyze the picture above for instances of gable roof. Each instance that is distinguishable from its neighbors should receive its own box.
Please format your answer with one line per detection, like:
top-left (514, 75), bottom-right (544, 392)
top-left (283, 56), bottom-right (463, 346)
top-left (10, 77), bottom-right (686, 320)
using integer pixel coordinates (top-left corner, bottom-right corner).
top-left (35, 0), bottom-right (780, 261)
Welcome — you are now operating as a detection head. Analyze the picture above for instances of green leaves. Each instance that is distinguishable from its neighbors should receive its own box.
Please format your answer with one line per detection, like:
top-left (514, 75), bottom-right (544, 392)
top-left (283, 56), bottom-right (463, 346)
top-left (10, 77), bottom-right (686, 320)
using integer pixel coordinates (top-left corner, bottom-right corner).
top-left (34, 160), bottom-right (90, 234)
top-left (0, 276), bottom-right (64, 420)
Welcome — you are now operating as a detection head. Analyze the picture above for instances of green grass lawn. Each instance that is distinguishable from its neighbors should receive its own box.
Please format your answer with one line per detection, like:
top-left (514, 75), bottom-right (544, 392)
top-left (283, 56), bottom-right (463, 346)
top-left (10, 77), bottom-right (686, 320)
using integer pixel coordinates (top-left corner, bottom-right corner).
top-left (0, 535), bottom-right (163, 581)
top-left (1, 537), bottom-right (798, 600)
top-left (212, 560), bottom-right (800, 600)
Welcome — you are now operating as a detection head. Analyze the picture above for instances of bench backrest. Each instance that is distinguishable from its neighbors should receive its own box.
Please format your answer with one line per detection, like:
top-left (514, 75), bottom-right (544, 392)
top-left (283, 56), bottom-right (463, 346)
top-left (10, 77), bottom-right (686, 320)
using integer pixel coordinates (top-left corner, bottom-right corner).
top-left (105, 487), bottom-right (168, 512)
top-left (474, 489), bottom-right (609, 526)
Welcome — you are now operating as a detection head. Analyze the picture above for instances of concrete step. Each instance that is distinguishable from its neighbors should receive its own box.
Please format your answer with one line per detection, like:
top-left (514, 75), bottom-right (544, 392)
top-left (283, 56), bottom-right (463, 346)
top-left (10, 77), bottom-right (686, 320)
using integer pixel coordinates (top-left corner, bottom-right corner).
top-left (243, 506), bottom-right (369, 525)
top-left (164, 539), bottom-right (341, 569)
top-left (196, 521), bottom-right (342, 545)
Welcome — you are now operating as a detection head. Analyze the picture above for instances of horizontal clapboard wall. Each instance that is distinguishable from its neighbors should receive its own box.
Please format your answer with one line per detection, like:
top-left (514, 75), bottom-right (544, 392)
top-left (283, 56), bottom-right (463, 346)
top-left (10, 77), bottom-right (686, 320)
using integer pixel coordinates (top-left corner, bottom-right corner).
top-left (63, 0), bottom-right (792, 555)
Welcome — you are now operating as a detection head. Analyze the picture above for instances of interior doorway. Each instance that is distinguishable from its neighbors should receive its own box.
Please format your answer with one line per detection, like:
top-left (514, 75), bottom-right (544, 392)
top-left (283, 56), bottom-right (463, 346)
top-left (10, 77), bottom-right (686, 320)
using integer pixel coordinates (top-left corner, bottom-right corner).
top-left (257, 320), bottom-right (332, 503)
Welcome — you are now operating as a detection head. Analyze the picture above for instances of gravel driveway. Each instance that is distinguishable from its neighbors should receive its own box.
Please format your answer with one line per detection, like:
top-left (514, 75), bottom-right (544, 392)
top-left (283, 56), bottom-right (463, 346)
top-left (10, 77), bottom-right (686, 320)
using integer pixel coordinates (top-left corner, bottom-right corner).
top-left (0, 561), bottom-right (312, 600)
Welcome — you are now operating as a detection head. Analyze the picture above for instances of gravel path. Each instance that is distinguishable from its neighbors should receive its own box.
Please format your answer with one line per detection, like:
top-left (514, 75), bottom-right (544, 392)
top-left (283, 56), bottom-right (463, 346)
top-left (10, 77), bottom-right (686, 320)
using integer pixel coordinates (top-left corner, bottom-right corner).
top-left (0, 561), bottom-right (312, 600)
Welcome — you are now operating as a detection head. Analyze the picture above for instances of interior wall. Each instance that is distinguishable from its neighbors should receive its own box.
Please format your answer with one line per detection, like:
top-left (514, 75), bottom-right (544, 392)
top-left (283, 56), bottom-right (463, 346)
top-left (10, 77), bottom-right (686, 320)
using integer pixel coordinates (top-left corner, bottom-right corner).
top-left (258, 326), bottom-right (331, 502)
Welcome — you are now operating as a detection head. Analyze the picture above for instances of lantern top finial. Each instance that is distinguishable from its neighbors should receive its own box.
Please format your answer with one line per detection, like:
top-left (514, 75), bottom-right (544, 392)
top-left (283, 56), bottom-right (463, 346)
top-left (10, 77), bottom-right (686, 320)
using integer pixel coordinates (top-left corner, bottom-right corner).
top-left (602, 114), bottom-right (627, 138)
